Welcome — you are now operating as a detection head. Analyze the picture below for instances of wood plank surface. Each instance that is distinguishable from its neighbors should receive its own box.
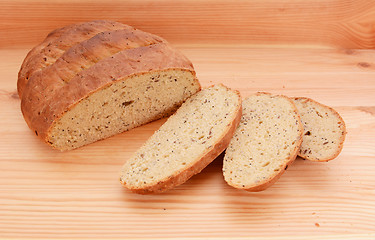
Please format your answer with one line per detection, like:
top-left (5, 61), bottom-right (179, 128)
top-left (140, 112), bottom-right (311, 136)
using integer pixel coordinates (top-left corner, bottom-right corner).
top-left (1, 0), bottom-right (375, 238)
top-left (0, 45), bottom-right (375, 239)
top-left (1, 0), bottom-right (375, 49)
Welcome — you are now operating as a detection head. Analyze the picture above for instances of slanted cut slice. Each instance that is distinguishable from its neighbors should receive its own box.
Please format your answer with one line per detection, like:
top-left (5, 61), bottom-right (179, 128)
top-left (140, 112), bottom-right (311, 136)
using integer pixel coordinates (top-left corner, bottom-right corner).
top-left (293, 97), bottom-right (346, 162)
top-left (223, 92), bottom-right (303, 191)
top-left (120, 84), bottom-right (242, 194)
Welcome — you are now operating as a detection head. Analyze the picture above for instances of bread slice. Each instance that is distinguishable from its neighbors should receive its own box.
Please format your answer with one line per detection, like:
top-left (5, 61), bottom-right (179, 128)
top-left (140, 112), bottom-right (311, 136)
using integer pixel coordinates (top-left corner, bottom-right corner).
top-left (19, 20), bottom-right (201, 151)
top-left (223, 92), bottom-right (303, 191)
top-left (120, 84), bottom-right (242, 194)
top-left (293, 97), bottom-right (346, 162)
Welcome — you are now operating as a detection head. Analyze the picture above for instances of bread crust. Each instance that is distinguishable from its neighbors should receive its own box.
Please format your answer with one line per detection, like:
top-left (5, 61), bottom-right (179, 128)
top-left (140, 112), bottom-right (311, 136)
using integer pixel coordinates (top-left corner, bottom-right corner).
top-left (20, 23), bottom-right (198, 149)
top-left (122, 85), bottom-right (242, 194)
top-left (38, 28), bottom-right (165, 84)
top-left (18, 20), bottom-right (128, 97)
top-left (293, 97), bottom-right (347, 162)
top-left (224, 92), bottom-right (304, 192)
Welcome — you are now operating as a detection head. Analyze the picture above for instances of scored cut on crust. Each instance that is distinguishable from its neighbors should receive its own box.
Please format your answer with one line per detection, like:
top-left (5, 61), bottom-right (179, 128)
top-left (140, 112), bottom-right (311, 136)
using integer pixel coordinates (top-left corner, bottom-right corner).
top-left (18, 20), bottom-right (130, 97)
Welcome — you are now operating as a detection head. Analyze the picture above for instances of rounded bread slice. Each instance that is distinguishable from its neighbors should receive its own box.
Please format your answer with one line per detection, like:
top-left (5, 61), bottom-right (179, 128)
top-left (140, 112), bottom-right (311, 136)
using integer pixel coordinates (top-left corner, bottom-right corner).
top-left (120, 84), bottom-right (242, 194)
top-left (293, 97), bottom-right (346, 162)
top-left (223, 92), bottom-right (303, 191)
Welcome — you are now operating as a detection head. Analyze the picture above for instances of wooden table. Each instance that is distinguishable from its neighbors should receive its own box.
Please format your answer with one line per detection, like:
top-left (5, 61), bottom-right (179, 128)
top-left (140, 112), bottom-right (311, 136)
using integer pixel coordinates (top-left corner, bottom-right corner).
top-left (1, 1), bottom-right (374, 239)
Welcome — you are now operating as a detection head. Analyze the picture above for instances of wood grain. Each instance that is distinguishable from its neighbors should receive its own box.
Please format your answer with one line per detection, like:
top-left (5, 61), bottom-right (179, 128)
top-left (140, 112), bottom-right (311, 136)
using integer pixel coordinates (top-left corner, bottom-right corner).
top-left (1, 0), bottom-right (375, 48)
top-left (1, 45), bottom-right (375, 239)
top-left (1, 1), bottom-right (375, 238)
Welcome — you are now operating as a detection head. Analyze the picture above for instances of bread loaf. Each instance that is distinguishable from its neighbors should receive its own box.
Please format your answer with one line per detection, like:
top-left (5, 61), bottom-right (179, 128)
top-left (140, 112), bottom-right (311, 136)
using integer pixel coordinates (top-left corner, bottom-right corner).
top-left (18, 20), bottom-right (201, 151)
top-left (120, 84), bottom-right (242, 194)
top-left (293, 97), bottom-right (346, 162)
top-left (223, 93), bottom-right (303, 191)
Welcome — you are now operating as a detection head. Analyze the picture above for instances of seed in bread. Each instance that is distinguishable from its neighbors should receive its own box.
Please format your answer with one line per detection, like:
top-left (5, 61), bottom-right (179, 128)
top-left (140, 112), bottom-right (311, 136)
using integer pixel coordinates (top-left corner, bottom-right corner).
top-left (223, 92), bottom-right (303, 191)
top-left (120, 84), bottom-right (242, 194)
top-left (293, 97), bottom-right (346, 162)
top-left (18, 20), bottom-right (201, 151)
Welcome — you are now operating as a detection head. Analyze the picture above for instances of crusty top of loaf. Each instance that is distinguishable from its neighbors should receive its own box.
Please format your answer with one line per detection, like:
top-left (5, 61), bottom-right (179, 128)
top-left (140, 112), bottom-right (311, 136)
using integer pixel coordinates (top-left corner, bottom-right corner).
top-left (19, 20), bottom-right (196, 141)
top-left (18, 20), bottom-right (130, 97)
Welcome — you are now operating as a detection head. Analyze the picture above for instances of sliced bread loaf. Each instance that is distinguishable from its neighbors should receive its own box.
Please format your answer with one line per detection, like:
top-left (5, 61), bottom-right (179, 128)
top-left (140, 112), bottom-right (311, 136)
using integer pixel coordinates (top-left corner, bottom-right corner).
top-left (293, 97), bottom-right (346, 162)
top-left (19, 20), bottom-right (201, 151)
top-left (120, 84), bottom-right (242, 194)
top-left (223, 92), bottom-right (303, 191)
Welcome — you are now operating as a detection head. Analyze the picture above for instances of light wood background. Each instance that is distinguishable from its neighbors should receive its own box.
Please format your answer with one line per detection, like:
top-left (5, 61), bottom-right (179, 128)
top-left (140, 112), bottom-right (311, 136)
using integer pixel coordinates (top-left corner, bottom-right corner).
top-left (2, 0), bottom-right (375, 48)
top-left (1, 0), bottom-right (375, 239)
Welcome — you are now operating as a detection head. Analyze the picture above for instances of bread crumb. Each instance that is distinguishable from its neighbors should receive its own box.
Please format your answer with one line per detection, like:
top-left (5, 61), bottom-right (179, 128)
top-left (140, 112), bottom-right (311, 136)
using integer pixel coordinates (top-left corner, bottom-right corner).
top-left (223, 92), bottom-right (303, 191)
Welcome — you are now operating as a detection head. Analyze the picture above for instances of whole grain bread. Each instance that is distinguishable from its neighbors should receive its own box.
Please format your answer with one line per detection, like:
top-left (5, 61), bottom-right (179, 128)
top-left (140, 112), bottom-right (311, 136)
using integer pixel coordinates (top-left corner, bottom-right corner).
top-left (223, 92), bottom-right (303, 191)
top-left (18, 20), bottom-right (201, 151)
top-left (293, 97), bottom-right (346, 162)
top-left (120, 84), bottom-right (242, 194)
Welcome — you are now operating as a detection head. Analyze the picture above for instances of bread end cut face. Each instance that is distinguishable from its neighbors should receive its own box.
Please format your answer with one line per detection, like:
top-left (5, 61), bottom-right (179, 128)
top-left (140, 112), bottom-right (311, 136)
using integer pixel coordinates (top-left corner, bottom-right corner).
top-left (18, 20), bottom-right (199, 151)
top-left (47, 69), bottom-right (200, 151)
top-left (293, 97), bottom-right (346, 162)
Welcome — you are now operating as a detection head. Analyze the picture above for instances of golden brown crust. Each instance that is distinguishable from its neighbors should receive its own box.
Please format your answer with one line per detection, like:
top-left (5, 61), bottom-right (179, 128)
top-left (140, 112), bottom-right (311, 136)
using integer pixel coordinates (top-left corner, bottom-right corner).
top-left (293, 97), bottom-right (347, 162)
top-left (18, 20), bottom-right (129, 97)
top-left (124, 85), bottom-right (242, 194)
top-left (21, 43), bottom-right (196, 142)
top-left (17, 25), bottom-right (69, 97)
top-left (42, 29), bottom-right (166, 84)
top-left (225, 92), bottom-right (303, 192)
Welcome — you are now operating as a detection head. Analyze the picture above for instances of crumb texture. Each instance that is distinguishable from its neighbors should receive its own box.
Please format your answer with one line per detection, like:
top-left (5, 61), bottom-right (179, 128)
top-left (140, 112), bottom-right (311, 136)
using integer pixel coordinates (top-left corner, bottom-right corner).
top-left (120, 84), bottom-right (241, 193)
top-left (293, 97), bottom-right (346, 161)
top-left (49, 70), bottom-right (198, 150)
top-left (223, 93), bottom-right (302, 191)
